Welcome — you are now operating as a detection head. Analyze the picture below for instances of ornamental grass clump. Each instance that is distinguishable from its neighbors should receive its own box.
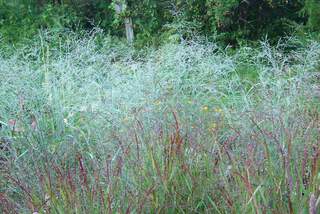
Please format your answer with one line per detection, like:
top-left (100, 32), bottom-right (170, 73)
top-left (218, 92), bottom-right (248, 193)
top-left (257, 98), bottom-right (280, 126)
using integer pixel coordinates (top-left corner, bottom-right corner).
top-left (0, 32), bottom-right (319, 213)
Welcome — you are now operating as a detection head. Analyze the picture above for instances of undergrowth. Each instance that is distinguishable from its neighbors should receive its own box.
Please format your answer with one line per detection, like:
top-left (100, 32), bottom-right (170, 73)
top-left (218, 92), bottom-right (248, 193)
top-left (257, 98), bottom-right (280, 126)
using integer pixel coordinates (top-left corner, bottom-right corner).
top-left (0, 32), bottom-right (319, 213)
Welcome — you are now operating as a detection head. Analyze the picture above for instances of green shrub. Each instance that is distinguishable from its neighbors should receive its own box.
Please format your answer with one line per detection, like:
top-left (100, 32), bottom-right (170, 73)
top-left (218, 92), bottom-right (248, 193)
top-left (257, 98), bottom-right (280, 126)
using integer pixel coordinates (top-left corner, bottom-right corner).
top-left (302, 0), bottom-right (320, 31)
top-left (0, 1), bottom-right (81, 44)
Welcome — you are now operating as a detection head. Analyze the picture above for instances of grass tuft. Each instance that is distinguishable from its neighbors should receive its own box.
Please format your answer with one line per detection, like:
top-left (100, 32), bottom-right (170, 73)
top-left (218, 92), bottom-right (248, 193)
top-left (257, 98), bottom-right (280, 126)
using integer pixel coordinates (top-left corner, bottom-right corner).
top-left (0, 33), bottom-right (319, 213)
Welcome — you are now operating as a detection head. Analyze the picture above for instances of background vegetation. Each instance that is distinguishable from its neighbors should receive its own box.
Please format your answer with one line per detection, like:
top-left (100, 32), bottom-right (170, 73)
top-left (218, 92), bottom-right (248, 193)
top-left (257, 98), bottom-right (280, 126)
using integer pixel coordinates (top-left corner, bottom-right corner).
top-left (1, 0), bottom-right (320, 46)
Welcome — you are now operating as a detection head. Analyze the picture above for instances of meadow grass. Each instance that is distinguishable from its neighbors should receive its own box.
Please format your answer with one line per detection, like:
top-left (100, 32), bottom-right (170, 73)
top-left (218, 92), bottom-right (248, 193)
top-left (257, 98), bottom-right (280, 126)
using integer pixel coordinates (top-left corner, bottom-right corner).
top-left (0, 32), bottom-right (319, 213)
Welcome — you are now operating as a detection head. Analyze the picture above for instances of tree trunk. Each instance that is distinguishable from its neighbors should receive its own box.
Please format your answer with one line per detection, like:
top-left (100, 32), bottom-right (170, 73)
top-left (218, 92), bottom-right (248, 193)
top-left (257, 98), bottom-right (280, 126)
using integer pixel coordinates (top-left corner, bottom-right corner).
top-left (115, 1), bottom-right (134, 43)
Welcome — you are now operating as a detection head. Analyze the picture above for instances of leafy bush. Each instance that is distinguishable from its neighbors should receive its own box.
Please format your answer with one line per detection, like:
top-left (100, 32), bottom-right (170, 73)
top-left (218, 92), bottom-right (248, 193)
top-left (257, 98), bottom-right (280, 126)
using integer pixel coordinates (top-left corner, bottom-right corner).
top-left (0, 1), bottom-right (80, 44)
top-left (302, 0), bottom-right (320, 31)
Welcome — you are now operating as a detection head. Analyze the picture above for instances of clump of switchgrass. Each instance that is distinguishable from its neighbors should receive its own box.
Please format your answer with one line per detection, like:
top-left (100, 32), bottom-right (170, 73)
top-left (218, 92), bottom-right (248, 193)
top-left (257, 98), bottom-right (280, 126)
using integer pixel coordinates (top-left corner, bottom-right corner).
top-left (0, 32), bottom-right (319, 213)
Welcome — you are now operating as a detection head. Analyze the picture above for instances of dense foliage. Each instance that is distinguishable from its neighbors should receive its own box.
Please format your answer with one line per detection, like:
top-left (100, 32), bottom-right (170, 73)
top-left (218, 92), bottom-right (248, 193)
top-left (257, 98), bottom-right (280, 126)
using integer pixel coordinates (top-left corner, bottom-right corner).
top-left (0, 0), bottom-right (319, 46)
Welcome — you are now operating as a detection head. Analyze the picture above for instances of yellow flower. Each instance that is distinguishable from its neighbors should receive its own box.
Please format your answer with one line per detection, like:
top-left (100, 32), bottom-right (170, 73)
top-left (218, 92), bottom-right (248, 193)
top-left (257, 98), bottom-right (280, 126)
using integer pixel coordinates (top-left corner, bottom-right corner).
top-left (214, 107), bottom-right (223, 113)
top-left (202, 106), bottom-right (209, 112)
top-left (187, 100), bottom-right (193, 104)
top-left (154, 100), bottom-right (161, 105)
